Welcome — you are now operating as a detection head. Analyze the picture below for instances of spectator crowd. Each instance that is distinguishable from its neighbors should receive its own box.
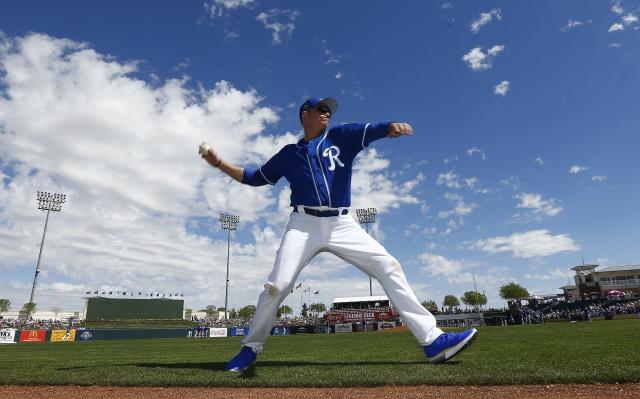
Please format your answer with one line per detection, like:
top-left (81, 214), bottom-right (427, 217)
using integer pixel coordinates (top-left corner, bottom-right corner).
top-left (3, 297), bottom-right (637, 331)
top-left (0, 317), bottom-right (84, 330)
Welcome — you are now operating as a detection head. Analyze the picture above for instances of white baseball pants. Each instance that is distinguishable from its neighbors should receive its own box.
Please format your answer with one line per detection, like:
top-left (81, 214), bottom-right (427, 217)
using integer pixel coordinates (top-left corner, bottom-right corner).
top-left (241, 211), bottom-right (443, 353)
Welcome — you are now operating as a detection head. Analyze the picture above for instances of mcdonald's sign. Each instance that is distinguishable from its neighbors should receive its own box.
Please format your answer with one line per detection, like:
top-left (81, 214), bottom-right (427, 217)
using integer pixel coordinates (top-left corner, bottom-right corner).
top-left (19, 330), bottom-right (47, 342)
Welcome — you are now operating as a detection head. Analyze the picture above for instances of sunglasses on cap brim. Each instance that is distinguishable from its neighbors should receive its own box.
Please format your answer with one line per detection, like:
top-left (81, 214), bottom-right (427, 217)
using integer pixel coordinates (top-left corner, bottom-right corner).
top-left (313, 105), bottom-right (332, 115)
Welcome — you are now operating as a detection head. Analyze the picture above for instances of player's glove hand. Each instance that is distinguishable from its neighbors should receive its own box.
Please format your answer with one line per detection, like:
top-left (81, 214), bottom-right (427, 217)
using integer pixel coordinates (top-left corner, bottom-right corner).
top-left (387, 122), bottom-right (413, 138)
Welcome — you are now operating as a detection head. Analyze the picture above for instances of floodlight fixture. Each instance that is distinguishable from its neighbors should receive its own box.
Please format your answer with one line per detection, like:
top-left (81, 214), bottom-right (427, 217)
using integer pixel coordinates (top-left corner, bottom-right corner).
top-left (220, 213), bottom-right (240, 321)
top-left (29, 191), bottom-right (66, 308)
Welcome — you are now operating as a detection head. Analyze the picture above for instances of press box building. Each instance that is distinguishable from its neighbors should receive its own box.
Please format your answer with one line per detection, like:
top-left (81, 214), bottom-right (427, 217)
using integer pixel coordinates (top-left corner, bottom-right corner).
top-left (562, 264), bottom-right (640, 299)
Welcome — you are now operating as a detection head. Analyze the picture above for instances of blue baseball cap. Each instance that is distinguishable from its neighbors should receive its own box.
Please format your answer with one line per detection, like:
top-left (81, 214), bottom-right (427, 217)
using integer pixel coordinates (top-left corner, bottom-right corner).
top-left (299, 97), bottom-right (338, 122)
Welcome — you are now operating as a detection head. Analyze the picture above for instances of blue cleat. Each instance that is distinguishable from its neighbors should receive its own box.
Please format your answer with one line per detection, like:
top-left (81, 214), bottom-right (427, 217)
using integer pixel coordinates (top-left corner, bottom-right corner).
top-left (423, 328), bottom-right (477, 364)
top-left (225, 346), bottom-right (257, 372)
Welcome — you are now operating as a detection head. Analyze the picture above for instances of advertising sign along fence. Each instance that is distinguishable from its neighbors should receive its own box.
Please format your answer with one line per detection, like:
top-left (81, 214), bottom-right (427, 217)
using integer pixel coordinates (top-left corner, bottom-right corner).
top-left (50, 329), bottom-right (76, 342)
top-left (0, 328), bottom-right (17, 344)
top-left (323, 308), bottom-right (398, 324)
top-left (209, 327), bottom-right (227, 337)
top-left (228, 327), bottom-right (250, 337)
top-left (19, 330), bottom-right (47, 342)
top-left (334, 323), bottom-right (353, 333)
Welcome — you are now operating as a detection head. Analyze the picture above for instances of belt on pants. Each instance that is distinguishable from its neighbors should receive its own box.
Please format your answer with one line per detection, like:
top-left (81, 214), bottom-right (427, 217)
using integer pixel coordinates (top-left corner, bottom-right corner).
top-left (293, 206), bottom-right (349, 217)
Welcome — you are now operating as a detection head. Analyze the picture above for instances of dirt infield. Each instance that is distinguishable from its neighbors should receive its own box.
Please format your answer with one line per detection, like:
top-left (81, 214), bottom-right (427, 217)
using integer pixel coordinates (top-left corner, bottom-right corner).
top-left (4, 384), bottom-right (639, 399)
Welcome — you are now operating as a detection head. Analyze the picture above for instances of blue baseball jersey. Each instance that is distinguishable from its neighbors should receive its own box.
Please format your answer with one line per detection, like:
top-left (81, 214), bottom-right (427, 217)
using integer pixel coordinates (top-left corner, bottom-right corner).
top-left (242, 122), bottom-right (391, 207)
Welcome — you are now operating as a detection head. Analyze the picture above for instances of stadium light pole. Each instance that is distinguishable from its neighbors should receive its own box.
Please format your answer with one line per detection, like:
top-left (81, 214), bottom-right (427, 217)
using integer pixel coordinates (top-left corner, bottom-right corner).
top-left (30, 191), bottom-right (66, 308)
top-left (220, 213), bottom-right (239, 321)
top-left (355, 208), bottom-right (377, 296)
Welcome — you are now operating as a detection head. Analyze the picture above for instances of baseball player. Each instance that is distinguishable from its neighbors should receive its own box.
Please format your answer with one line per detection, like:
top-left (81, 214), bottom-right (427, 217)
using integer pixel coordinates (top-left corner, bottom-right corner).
top-left (200, 97), bottom-right (477, 371)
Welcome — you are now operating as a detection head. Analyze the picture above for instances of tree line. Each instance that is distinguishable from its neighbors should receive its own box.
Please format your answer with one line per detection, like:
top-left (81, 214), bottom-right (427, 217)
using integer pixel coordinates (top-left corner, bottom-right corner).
top-left (421, 282), bottom-right (530, 312)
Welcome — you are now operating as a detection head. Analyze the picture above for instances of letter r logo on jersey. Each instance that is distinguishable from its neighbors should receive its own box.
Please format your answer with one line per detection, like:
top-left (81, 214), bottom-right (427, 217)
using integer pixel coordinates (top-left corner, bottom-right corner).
top-left (322, 145), bottom-right (344, 171)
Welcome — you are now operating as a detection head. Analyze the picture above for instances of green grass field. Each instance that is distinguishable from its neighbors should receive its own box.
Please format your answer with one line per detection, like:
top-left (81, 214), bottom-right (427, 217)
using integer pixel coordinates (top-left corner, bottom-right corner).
top-left (1, 320), bottom-right (639, 387)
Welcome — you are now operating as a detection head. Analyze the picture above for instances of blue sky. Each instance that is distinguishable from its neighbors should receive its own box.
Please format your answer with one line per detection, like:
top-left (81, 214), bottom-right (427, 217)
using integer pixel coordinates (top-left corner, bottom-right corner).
top-left (0, 0), bottom-right (638, 314)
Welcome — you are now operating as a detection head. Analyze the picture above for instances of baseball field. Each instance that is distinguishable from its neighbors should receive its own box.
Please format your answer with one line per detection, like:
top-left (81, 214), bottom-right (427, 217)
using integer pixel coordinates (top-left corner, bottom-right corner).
top-left (1, 319), bottom-right (639, 390)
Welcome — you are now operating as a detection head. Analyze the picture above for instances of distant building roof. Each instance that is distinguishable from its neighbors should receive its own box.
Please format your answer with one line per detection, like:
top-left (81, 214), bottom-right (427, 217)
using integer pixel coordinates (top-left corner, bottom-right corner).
top-left (332, 295), bottom-right (389, 304)
top-left (526, 294), bottom-right (559, 300)
top-left (595, 264), bottom-right (640, 273)
top-left (571, 264), bottom-right (598, 271)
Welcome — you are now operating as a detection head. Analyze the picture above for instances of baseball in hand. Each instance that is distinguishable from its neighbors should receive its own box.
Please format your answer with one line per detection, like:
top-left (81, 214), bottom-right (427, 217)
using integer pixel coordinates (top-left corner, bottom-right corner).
top-left (198, 142), bottom-right (212, 157)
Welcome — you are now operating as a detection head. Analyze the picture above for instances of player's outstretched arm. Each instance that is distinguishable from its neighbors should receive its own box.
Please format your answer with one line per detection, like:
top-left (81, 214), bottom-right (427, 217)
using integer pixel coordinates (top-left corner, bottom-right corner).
top-left (387, 122), bottom-right (413, 138)
top-left (199, 143), bottom-right (244, 183)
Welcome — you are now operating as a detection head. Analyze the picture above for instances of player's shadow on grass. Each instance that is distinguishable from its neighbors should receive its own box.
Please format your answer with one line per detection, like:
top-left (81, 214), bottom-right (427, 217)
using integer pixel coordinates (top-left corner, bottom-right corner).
top-left (58, 359), bottom-right (458, 374)
top-left (136, 359), bottom-right (434, 371)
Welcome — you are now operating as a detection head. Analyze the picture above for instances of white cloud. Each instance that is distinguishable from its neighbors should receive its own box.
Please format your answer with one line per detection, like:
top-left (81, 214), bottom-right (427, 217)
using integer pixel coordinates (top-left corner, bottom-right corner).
top-left (417, 252), bottom-right (499, 286)
top-left (525, 268), bottom-right (573, 280)
top-left (562, 20), bottom-right (584, 32)
top-left (534, 157), bottom-right (545, 165)
top-left (470, 8), bottom-right (502, 34)
top-left (418, 252), bottom-right (465, 277)
top-left (255, 9), bottom-right (299, 45)
top-left (420, 203), bottom-right (430, 215)
top-left (622, 14), bottom-right (638, 25)
top-left (0, 33), bottom-right (288, 309)
top-left (494, 80), bottom-right (510, 96)
top-left (608, 23), bottom-right (625, 32)
top-left (462, 45), bottom-right (504, 71)
top-left (488, 45), bottom-right (505, 56)
top-left (321, 39), bottom-right (345, 65)
top-left (204, 0), bottom-right (255, 18)
top-left (404, 223), bottom-right (421, 237)
top-left (443, 155), bottom-right (458, 164)
top-left (436, 171), bottom-right (480, 191)
top-left (0, 33), bottom-right (424, 312)
top-left (335, 72), bottom-right (344, 79)
top-left (467, 147), bottom-right (486, 160)
top-left (609, 42), bottom-right (621, 48)
top-left (515, 193), bottom-right (562, 217)
top-left (438, 192), bottom-right (476, 219)
top-left (437, 170), bottom-right (462, 189)
top-left (612, 1), bottom-right (624, 15)
top-left (473, 229), bottom-right (580, 258)
top-left (463, 177), bottom-right (479, 189)
top-left (42, 282), bottom-right (87, 293)
top-left (422, 226), bottom-right (436, 236)
top-left (443, 218), bottom-right (462, 235)
top-left (569, 165), bottom-right (589, 174)
top-left (173, 58), bottom-right (191, 72)
top-left (501, 176), bottom-right (520, 191)
top-left (350, 149), bottom-right (424, 212)
top-left (592, 175), bottom-right (608, 182)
